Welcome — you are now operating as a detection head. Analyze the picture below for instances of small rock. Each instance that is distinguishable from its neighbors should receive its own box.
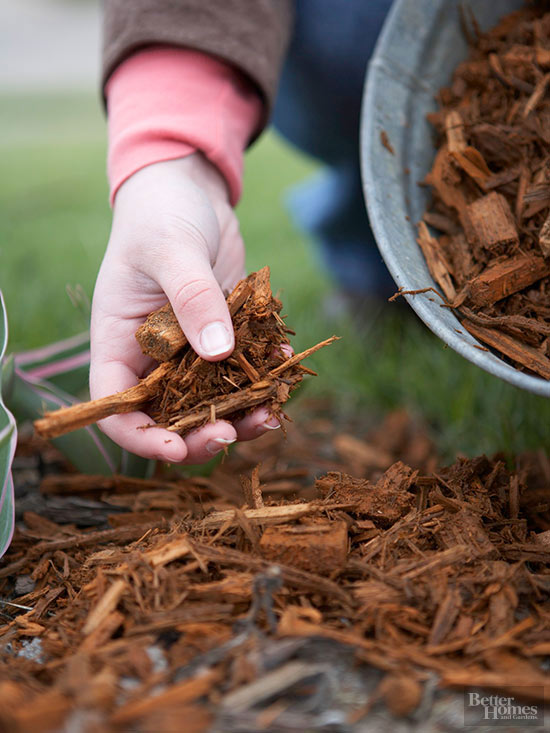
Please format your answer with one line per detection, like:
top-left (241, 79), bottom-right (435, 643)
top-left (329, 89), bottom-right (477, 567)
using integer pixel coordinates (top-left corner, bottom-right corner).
top-left (14, 575), bottom-right (35, 596)
top-left (379, 672), bottom-right (423, 717)
top-left (17, 638), bottom-right (44, 664)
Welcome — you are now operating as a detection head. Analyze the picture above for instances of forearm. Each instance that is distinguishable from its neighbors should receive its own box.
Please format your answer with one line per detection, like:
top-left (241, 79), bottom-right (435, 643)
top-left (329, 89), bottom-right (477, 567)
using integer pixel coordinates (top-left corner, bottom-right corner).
top-left (106, 47), bottom-right (262, 206)
top-left (102, 0), bottom-right (294, 128)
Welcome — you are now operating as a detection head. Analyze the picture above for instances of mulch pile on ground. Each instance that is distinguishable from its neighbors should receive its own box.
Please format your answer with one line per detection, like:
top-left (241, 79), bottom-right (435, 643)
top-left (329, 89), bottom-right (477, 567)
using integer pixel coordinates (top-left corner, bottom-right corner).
top-left (34, 267), bottom-right (336, 440)
top-left (419, 3), bottom-right (550, 378)
top-left (1, 408), bottom-right (549, 731)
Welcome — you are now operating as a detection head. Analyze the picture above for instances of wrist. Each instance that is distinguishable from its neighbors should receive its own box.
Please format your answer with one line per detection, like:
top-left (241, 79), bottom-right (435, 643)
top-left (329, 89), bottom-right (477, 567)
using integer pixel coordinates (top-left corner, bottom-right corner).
top-left (170, 153), bottom-right (230, 204)
top-left (112, 155), bottom-right (228, 222)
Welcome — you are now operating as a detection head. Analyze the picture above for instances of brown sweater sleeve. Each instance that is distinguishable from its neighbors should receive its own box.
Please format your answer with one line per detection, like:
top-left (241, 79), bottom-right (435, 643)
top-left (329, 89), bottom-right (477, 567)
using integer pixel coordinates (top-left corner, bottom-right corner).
top-left (102, 0), bottom-right (293, 131)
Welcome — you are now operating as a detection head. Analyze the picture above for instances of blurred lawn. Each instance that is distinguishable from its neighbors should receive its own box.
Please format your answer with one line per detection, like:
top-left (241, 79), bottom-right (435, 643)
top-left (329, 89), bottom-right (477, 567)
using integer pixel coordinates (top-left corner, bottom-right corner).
top-left (2, 92), bottom-right (550, 460)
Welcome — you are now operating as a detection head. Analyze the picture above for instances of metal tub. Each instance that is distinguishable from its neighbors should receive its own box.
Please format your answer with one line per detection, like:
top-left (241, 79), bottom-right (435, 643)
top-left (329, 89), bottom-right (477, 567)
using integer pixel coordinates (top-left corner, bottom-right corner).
top-left (360, 0), bottom-right (550, 395)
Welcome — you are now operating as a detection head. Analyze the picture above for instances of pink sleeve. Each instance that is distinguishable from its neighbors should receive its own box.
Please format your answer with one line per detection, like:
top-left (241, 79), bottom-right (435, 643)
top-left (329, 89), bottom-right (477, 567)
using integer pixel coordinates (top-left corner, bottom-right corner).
top-left (105, 47), bottom-right (263, 206)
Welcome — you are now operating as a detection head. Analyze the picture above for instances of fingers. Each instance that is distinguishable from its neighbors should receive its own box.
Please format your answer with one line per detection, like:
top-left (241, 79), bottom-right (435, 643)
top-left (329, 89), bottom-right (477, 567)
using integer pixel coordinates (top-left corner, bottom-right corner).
top-left (150, 187), bottom-right (246, 361)
top-left (99, 412), bottom-right (188, 463)
top-left (233, 407), bottom-right (281, 441)
top-left (90, 353), bottom-right (188, 462)
top-left (171, 408), bottom-right (281, 465)
top-left (180, 420), bottom-right (238, 464)
top-left (155, 238), bottom-right (236, 362)
top-left (91, 340), bottom-right (239, 463)
top-left (279, 343), bottom-right (294, 360)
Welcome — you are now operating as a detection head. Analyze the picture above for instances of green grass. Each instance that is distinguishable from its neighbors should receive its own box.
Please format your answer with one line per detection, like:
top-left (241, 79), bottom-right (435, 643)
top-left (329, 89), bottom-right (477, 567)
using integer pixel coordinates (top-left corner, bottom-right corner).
top-left (2, 92), bottom-right (550, 461)
top-left (0, 93), bottom-right (109, 347)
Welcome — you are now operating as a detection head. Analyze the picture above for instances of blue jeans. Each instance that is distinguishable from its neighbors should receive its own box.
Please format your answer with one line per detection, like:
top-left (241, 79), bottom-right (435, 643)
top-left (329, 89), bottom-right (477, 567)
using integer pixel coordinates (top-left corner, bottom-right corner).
top-left (272, 0), bottom-right (394, 296)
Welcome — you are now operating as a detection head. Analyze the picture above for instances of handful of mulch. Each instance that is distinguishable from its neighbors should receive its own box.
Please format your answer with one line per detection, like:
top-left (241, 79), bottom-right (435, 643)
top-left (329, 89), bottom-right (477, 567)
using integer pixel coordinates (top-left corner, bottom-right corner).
top-left (419, 5), bottom-right (550, 379)
top-left (34, 267), bottom-right (336, 439)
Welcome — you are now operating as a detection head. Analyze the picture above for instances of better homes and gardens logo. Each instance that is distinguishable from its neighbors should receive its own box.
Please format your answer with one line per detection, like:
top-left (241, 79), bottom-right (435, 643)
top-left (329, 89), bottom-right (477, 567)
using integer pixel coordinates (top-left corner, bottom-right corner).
top-left (464, 690), bottom-right (544, 727)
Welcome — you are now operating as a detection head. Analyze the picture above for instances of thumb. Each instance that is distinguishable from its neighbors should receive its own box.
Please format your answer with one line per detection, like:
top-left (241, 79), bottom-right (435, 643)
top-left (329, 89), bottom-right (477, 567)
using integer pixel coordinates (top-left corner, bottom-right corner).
top-left (158, 245), bottom-right (234, 362)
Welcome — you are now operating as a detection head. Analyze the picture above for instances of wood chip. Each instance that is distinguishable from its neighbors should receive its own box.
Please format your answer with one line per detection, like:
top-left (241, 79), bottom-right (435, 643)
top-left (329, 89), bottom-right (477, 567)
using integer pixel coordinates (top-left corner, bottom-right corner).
top-left (464, 192), bottom-right (518, 250)
top-left (465, 254), bottom-right (550, 307)
top-left (259, 519), bottom-right (348, 575)
top-left (83, 579), bottom-right (126, 635)
top-left (463, 320), bottom-right (550, 379)
top-left (416, 221), bottom-right (456, 301)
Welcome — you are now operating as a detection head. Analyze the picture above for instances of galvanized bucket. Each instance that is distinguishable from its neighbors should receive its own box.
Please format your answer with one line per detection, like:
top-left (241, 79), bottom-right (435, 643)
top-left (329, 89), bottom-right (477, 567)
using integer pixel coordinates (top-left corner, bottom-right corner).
top-left (360, 0), bottom-right (550, 395)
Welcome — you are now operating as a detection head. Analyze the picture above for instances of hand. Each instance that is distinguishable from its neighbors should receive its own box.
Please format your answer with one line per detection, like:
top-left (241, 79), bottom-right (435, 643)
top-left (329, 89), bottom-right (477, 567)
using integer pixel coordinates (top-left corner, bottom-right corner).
top-left (90, 154), bottom-right (280, 463)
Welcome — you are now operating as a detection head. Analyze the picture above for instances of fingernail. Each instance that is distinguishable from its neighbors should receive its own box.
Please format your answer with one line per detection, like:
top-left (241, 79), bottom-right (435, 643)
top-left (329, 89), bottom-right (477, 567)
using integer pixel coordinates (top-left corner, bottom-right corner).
top-left (155, 453), bottom-right (181, 464)
top-left (258, 418), bottom-right (281, 433)
top-left (157, 447), bottom-right (186, 463)
top-left (206, 437), bottom-right (236, 455)
top-left (200, 322), bottom-right (232, 356)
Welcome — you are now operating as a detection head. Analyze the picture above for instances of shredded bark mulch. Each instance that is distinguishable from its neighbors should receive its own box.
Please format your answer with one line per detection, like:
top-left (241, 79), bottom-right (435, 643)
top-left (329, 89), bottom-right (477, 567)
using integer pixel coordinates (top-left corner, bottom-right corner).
top-left (418, 3), bottom-right (550, 379)
top-left (1, 410), bottom-right (549, 731)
